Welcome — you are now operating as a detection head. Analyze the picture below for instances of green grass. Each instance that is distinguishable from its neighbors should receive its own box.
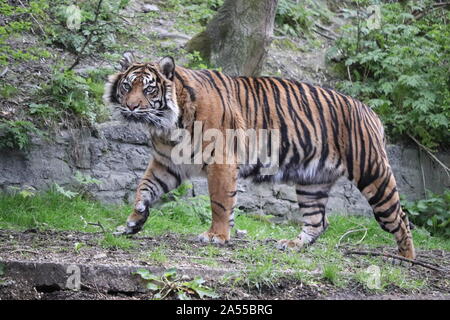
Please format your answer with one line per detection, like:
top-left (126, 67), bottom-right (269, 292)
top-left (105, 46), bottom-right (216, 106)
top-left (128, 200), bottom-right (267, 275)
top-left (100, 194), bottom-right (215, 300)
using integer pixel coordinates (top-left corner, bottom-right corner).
top-left (322, 263), bottom-right (343, 286)
top-left (1, 190), bottom-right (449, 252)
top-left (99, 233), bottom-right (136, 250)
top-left (145, 244), bottom-right (169, 264)
top-left (0, 191), bottom-right (129, 232)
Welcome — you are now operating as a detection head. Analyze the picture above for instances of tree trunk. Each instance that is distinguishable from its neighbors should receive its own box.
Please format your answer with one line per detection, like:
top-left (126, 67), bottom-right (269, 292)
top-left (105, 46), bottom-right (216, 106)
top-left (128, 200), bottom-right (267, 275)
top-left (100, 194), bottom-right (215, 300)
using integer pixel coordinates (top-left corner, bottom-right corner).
top-left (186, 0), bottom-right (279, 77)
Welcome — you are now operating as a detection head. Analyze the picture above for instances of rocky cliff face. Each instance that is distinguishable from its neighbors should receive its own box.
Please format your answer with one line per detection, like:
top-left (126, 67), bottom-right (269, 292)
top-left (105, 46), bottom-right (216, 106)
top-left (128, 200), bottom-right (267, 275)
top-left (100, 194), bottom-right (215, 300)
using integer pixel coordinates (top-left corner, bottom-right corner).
top-left (1, 122), bottom-right (448, 219)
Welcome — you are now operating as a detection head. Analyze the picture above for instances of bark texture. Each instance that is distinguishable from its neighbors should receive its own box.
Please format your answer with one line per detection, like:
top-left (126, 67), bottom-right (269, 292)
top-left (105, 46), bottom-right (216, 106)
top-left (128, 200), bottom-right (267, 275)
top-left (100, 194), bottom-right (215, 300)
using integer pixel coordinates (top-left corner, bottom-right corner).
top-left (187, 0), bottom-right (279, 77)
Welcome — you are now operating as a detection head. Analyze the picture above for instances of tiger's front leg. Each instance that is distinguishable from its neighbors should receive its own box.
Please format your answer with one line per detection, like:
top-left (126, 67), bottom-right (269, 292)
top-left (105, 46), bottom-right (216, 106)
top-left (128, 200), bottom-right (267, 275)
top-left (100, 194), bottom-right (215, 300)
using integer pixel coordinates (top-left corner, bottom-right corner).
top-left (125, 159), bottom-right (181, 234)
top-left (197, 164), bottom-right (238, 244)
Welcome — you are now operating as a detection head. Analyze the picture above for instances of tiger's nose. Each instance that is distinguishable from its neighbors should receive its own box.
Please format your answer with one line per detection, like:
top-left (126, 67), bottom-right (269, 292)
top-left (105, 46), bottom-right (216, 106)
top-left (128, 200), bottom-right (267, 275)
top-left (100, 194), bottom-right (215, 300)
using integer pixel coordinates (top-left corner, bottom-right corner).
top-left (127, 102), bottom-right (140, 111)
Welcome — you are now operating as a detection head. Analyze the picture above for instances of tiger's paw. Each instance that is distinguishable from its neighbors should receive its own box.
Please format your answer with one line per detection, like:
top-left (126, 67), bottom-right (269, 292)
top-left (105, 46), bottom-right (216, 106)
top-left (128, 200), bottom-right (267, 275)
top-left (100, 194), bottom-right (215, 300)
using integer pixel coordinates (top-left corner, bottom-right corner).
top-left (196, 231), bottom-right (229, 245)
top-left (276, 239), bottom-right (304, 251)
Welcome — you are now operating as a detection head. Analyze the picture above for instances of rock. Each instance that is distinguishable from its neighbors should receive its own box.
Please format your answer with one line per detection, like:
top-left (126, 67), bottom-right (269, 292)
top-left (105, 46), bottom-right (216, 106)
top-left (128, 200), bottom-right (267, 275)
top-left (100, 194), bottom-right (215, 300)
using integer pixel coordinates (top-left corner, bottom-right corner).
top-left (236, 229), bottom-right (248, 238)
top-left (142, 4), bottom-right (159, 13)
top-left (273, 184), bottom-right (297, 202)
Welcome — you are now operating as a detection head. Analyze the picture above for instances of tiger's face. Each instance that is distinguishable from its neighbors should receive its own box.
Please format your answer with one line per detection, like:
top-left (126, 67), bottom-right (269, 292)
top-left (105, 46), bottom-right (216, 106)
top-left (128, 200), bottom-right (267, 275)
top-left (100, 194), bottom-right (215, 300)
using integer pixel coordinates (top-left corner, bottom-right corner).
top-left (104, 53), bottom-right (179, 134)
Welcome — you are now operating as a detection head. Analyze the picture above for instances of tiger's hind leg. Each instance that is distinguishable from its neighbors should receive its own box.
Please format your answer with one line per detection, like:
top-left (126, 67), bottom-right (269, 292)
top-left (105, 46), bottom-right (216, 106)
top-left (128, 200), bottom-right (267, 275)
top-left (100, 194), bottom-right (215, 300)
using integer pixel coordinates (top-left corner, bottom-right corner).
top-left (358, 166), bottom-right (416, 259)
top-left (277, 182), bottom-right (334, 250)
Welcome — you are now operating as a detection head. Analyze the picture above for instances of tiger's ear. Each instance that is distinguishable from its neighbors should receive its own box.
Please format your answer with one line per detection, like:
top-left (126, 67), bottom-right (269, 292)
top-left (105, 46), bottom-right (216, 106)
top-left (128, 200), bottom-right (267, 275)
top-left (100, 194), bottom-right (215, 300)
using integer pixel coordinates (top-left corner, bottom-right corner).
top-left (159, 56), bottom-right (175, 81)
top-left (103, 73), bottom-right (122, 105)
top-left (119, 51), bottom-right (136, 71)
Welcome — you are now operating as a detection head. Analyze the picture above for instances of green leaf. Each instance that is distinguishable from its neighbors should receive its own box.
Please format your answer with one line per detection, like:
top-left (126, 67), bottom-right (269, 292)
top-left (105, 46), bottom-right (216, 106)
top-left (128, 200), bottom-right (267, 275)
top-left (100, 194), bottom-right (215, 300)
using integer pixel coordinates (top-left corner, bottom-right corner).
top-left (146, 282), bottom-right (161, 291)
top-left (193, 287), bottom-right (219, 299)
top-left (164, 268), bottom-right (178, 280)
top-left (134, 268), bottom-right (159, 281)
top-left (177, 291), bottom-right (191, 300)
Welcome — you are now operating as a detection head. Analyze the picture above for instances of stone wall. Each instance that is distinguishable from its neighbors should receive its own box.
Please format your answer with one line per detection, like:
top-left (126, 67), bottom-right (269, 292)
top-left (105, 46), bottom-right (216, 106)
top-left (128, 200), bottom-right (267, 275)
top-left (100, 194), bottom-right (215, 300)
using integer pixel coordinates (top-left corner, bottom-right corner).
top-left (0, 121), bottom-right (448, 219)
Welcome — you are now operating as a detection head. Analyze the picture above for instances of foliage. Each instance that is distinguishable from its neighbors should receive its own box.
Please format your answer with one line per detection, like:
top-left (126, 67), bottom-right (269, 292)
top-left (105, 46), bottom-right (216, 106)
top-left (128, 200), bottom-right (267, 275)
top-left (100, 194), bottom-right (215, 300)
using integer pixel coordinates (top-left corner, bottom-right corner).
top-left (33, 68), bottom-right (110, 125)
top-left (73, 171), bottom-right (101, 197)
top-left (1, 1), bottom-right (124, 149)
top-left (51, 172), bottom-right (100, 200)
top-left (52, 183), bottom-right (78, 199)
top-left (185, 50), bottom-right (210, 70)
top-left (135, 268), bottom-right (218, 300)
top-left (46, 0), bottom-right (129, 55)
top-left (0, 0), bottom-right (50, 65)
top-left (276, 0), bottom-right (333, 37)
top-left (329, 0), bottom-right (450, 149)
top-left (0, 120), bottom-right (42, 150)
top-left (402, 190), bottom-right (450, 238)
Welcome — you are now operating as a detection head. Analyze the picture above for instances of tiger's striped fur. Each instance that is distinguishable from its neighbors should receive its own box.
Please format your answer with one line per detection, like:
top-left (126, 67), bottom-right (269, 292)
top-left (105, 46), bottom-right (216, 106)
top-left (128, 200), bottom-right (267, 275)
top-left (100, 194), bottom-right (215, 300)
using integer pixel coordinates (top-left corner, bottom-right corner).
top-left (104, 54), bottom-right (415, 259)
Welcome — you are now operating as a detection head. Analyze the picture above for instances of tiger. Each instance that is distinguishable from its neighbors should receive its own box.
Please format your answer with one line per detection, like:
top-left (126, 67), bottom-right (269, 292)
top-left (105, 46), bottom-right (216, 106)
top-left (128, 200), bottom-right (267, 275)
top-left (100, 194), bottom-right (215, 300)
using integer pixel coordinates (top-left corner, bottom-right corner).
top-left (103, 52), bottom-right (416, 260)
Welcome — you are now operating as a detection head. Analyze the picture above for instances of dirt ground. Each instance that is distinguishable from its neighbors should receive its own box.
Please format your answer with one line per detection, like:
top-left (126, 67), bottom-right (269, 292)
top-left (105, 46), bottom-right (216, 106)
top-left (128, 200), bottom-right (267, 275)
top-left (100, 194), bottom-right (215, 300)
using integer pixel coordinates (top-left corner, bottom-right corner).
top-left (0, 229), bottom-right (449, 300)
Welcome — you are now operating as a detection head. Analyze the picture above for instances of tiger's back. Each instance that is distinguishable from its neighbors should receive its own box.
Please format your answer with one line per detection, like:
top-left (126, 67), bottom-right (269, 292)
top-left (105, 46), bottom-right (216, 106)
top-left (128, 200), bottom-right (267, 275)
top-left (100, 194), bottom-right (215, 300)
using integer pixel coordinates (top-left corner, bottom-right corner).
top-left (183, 69), bottom-right (387, 186)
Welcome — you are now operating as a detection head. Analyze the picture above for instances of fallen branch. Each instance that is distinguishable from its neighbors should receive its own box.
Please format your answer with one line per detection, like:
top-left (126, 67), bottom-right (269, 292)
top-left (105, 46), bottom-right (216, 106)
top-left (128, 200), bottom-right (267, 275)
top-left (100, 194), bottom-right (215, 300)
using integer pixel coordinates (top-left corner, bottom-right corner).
top-left (344, 250), bottom-right (448, 273)
top-left (87, 221), bottom-right (106, 233)
top-left (10, 248), bottom-right (40, 255)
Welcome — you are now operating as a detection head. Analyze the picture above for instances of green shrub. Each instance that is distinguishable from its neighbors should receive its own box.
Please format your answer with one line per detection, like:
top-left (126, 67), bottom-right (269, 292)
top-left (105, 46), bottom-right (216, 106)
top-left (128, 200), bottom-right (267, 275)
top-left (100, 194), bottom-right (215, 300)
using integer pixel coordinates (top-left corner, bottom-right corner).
top-left (329, 1), bottom-right (450, 149)
top-left (47, 0), bottom-right (129, 55)
top-left (0, 120), bottom-right (42, 150)
top-left (276, 0), bottom-right (332, 36)
top-left (402, 190), bottom-right (450, 238)
top-left (34, 68), bottom-right (109, 125)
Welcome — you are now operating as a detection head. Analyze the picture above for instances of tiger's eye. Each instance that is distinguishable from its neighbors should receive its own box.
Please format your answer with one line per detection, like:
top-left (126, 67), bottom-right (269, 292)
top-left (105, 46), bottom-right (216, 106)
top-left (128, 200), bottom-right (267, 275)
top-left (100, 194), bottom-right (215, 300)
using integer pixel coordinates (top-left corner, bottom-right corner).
top-left (122, 83), bottom-right (131, 91)
top-left (145, 86), bottom-right (157, 94)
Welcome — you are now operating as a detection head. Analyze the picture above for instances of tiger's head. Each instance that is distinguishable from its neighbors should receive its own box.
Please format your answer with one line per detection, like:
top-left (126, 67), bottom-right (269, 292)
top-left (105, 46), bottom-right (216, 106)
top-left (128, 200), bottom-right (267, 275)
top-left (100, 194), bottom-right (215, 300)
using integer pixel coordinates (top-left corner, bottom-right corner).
top-left (104, 52), bottom-right (179, 134)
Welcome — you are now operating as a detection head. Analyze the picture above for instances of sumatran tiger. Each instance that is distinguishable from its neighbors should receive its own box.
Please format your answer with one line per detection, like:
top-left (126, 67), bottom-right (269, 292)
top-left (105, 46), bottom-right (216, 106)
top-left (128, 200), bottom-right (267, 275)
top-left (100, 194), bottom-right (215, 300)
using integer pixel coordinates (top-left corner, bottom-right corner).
top-left (103, 52), bottom-right (416, 260)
